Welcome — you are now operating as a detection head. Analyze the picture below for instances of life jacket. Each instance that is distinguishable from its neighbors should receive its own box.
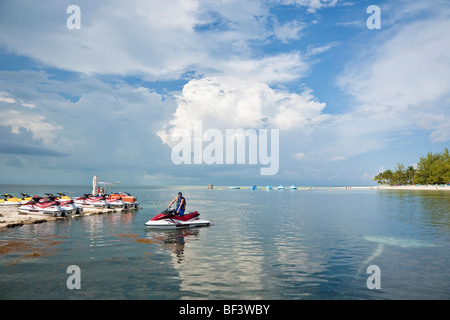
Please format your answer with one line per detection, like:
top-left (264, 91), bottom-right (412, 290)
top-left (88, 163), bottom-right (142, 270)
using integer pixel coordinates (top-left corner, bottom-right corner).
top-left (177, 196), bottom-right (186, 210)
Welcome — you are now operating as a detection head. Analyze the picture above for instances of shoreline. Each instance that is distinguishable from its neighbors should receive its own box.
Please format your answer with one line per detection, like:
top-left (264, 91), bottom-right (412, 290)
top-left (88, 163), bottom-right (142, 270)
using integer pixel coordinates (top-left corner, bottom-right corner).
top-left (347, 185), bottom-right (450, 191)
top-left (219, 185), bottom-right (450, 191)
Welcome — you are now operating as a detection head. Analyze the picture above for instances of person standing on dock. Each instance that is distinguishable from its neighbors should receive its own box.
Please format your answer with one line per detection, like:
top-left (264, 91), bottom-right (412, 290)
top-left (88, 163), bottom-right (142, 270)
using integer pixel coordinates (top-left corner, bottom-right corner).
top-left (169, 192), bottom-right (186, 216)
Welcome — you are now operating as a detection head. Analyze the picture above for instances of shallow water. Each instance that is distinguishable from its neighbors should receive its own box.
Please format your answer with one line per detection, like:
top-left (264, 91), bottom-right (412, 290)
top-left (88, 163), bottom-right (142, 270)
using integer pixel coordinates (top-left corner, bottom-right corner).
top-left (0, 185), bottom-right (449, 299)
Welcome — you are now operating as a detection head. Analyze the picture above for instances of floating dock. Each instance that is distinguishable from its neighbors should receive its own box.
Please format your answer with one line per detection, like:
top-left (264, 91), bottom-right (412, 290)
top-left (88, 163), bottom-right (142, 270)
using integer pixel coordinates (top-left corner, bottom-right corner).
top-left (0, 205), bottom-right (138, 229)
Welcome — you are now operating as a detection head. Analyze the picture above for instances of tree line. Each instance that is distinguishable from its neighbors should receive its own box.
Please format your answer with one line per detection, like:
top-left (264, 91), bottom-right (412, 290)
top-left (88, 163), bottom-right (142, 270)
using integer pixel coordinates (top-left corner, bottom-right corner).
top-left (373, 148), bottom-right (450, 185)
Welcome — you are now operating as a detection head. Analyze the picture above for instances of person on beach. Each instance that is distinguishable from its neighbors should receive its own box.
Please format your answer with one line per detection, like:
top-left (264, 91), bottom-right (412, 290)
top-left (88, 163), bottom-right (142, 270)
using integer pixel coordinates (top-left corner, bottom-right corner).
top-left (169, 192), bottom-right (186, 216)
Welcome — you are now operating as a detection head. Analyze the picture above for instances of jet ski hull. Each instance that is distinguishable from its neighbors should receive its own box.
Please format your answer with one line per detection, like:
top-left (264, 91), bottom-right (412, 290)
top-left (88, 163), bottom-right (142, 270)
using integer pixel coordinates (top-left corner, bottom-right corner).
top-left (74, 201), bottom-right (109, 208)
top-left (60, 203), bottom-right (83, 214)
top-left (145, 219), bottom-right (211, 229)
top-left (74, 195), bottom-right (110, 208)
top-left (105, 198), bottom-right (126, 208)
top-left (0, 201), bottom-right (22, 206)
top-left (18, 204), bottom-right (67, 217)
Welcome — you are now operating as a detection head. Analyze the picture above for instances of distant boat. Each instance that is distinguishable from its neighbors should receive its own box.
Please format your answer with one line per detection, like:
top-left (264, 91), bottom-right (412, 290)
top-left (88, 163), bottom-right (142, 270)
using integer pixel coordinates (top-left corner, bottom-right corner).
top-left (266, 185), bottom-right (272, 190)
top-left (290, 185), bottom-right (297, 190)
top-left (229, 186), bottom-right (240, 189)
top-left (251, 186), bottom-right (257, 190)
top-left (278, 185), bottom-right (285, 190)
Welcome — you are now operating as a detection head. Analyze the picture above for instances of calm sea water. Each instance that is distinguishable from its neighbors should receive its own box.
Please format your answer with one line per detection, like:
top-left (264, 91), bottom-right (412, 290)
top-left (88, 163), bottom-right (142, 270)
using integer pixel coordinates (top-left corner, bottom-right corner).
top-left (0, 185), bottom-right (449, 300)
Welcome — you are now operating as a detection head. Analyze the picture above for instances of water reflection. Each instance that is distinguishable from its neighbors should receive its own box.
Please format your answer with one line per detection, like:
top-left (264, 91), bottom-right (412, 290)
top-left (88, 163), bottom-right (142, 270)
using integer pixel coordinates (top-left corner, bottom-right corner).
top-left (378, 190), bottom-right (450, 236)
top-left (145, 229), bottom-right (200, 264)
top-left (1, 186), bottom-right (449, 299)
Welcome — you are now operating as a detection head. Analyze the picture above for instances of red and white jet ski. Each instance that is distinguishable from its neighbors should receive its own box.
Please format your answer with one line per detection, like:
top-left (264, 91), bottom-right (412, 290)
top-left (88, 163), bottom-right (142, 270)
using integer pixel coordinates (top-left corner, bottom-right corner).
top-left (74, 194), bottom-right (110, 208)
top-left (145, 208), bottom-right (211, 229)
top-left (44, 194), bottom-right (83, 214)
top-left (105, 196), bottom-right (126, 208)
top-left (18, 196), bottom-right (66, 217)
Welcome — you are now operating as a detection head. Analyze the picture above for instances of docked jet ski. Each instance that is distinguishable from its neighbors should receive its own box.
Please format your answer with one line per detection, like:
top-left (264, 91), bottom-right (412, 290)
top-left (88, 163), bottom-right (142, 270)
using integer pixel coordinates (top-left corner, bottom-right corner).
top-left (74, 194), bottom-right (110, 208)
top-left (57, 192), bottom-right (72, 200)
top-left (0, 194), bottom-right (24, 206)
top-left (20, 193), bottom-right (32, 202)
top-left (105, 196), bottom-right (127, 208)
top-left (145, 208), bottom-right (211, 229)
top-left (44, 194), bottom-right (82, 214)
top-left (18, 196), bottom-right (66, 217)
top-left (108, 192), bottom-right (139, 208)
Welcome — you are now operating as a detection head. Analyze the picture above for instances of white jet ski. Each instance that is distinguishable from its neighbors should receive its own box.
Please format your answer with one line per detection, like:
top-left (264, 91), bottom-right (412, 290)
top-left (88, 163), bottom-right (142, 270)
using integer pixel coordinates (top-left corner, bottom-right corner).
top-left (18, 196), bottom-right (66, 217)
top-left (74, 194), bottom-right (110, 208)
top-left (105, 197), bottom-right (127, 208)
top-left (45, 194), bottom-right (83, 215)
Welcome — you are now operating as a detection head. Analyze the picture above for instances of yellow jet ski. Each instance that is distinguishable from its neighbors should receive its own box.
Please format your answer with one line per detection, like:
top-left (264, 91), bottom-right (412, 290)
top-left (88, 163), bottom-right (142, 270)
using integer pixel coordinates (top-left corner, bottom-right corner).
top-left (0, 194), bottom-right (24, 206)
top-left (20, 193), bottom-right (32, 202)
top-left (57, 192), bottom-right (72, 200)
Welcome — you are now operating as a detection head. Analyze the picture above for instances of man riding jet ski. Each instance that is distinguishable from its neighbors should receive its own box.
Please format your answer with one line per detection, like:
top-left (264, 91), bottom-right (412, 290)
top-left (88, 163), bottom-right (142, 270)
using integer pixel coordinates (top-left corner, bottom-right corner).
top-left (145, 192), bottom-right (211, 229)
top-left (168, 192), bottom-right (186, 216)
top-left (145, 208), bottom-right (211, 229)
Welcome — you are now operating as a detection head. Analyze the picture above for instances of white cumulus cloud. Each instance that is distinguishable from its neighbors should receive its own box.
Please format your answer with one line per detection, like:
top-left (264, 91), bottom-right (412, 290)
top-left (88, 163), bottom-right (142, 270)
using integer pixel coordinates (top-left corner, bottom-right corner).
top-left (157, 75), bottom-right (327, 147)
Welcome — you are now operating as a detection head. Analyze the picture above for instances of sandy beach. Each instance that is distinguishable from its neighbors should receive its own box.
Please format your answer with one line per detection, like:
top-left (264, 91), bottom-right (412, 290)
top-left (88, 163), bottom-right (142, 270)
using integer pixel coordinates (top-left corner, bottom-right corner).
top-left (350, 185), bottom-right (450, 191)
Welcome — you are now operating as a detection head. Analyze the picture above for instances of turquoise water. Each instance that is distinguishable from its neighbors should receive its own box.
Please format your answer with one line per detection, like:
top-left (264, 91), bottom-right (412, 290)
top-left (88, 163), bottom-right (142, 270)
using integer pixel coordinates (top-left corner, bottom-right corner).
top-left (0, 185), bottom-right (449, 300)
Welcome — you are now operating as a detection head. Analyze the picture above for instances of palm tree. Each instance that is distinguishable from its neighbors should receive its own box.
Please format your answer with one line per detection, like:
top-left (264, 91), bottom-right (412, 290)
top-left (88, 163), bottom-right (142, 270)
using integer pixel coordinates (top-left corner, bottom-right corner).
top-left (406, 166), bottom-right (415, 185)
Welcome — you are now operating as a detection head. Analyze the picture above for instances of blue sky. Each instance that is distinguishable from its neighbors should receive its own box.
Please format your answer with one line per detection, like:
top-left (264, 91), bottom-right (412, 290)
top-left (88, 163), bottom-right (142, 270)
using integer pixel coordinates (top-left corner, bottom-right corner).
top-left (0, 0), bottom-right (449, 186)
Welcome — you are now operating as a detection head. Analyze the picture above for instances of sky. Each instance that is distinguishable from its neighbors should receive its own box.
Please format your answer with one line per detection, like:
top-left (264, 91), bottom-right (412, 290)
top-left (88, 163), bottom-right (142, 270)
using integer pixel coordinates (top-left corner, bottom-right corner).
top-left (0, 0), bottom-right (449, 187)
